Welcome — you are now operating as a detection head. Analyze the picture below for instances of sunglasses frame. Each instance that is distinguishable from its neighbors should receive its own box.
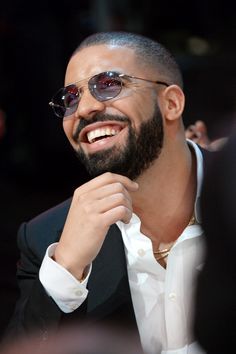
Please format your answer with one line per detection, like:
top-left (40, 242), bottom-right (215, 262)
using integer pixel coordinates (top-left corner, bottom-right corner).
top-left (49, 71), bottom-right (170, 118)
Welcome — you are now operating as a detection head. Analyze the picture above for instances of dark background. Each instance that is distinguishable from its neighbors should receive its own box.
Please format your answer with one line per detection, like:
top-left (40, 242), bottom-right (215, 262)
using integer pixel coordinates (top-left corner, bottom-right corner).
top-left (0, 0), bottom-right (236, 337)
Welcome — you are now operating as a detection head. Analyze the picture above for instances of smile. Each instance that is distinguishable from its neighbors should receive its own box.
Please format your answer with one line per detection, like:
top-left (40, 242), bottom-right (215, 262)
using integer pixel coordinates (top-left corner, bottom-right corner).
top-left (79, 121), bottom-right (126, 145)
top-left (87, 126), bottom-right (121, 143)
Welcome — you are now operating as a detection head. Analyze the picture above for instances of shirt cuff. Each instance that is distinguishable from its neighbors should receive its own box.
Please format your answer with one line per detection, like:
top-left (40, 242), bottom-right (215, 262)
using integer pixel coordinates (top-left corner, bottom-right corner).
top-left (39, 243), bottom-right (91, 313)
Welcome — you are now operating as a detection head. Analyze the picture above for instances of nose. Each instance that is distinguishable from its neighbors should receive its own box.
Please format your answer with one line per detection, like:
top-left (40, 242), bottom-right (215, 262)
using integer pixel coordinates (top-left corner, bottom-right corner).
top-left (74, 89), bottom-right (106, 119)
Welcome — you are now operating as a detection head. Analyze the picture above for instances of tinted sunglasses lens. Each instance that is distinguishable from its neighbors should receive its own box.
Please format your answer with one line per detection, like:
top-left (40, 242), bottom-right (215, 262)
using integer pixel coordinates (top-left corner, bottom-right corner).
top-left (52, 85), bottom-right (79, 118)
top-left (53, 105), bottom-right (66, 118)
top-left (63, 85), bottom-right (80, 117)
top-left (89, 72), bottom-right (122, 101)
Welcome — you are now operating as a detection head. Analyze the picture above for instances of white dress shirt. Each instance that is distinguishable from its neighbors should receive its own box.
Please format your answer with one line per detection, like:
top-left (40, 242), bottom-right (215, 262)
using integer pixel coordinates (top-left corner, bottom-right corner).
top-left (39, 140), bottom-right (206, 354)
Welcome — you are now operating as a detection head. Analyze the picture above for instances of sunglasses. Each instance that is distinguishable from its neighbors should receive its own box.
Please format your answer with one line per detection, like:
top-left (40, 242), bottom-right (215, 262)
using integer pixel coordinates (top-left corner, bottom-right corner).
top-left (49, 71), bottom-right (169, 118)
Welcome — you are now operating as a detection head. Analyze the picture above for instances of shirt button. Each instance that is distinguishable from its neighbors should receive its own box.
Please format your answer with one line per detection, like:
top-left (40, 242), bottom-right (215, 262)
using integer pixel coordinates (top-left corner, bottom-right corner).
top-left (137, 248), bottom-right (146, 257)
top-left (75, 289), bottom-right (83, 296)
top-left (168, 292), bottom-right (177, 301)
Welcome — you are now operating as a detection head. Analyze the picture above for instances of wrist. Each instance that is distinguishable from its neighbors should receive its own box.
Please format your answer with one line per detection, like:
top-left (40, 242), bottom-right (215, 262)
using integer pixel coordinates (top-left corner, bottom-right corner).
top-left (52, 247), bottom-right (88, 281)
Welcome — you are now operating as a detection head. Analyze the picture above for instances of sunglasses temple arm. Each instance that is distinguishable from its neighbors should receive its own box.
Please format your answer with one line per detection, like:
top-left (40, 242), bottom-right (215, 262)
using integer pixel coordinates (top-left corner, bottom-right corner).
top-left (49, 102), bottom-right (62, 108)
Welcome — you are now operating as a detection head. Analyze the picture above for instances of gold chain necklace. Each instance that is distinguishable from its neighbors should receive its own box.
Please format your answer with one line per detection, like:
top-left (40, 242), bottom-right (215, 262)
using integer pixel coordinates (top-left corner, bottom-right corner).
top-left (153, 214), bottom-right (196, 262)
top-left (153, 247), bottom-right (172, 261)
top-left (188, 214), bottom-right (196, 226)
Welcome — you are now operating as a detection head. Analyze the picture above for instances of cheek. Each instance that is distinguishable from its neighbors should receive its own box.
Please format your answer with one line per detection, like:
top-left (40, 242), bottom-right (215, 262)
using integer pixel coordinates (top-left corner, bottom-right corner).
top-left (119, 93), bottom-right (155, 125)
top-left (113, 100), bottom-right (143, 130)
top-left (63, 119), bottom-right (76, 143)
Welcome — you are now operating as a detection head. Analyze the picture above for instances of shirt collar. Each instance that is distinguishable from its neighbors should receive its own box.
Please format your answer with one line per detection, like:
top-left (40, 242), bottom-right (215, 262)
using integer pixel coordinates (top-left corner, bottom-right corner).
top-left (117, 139), bottom-right (204, 229)
top-left (186, 139), bottom-right (204, 224)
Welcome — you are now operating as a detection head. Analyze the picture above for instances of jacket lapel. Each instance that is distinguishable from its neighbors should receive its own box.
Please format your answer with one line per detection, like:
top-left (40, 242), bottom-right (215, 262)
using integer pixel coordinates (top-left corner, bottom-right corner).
top-left (86, 224), bottom-right (137, 328)
top-left (60, 223), bottom-right (140, 345)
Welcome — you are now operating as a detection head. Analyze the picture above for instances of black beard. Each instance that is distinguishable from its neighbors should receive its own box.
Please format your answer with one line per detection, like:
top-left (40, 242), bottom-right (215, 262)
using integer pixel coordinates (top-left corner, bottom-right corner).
top-left (75, 104), bottom-right (163, 180)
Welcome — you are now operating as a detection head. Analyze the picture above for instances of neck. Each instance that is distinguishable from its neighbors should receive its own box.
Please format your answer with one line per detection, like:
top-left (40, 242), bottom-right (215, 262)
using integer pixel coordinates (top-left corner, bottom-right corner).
top-left (131, 140), bottom-right (197, 246)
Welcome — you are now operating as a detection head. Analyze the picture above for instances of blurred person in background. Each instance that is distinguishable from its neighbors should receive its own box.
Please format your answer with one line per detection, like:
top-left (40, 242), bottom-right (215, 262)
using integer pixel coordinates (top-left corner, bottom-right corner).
top-left (0, 324), bottom-right (142, 354)
top-left (194, 123), bottom-right (236, 354)
top-left (185, 120), bottom-right (228, 151)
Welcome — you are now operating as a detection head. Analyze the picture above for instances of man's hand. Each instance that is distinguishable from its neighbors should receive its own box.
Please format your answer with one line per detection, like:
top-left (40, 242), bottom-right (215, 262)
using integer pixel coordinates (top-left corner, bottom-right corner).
top-left (54, 172), bottom-right (138, 280)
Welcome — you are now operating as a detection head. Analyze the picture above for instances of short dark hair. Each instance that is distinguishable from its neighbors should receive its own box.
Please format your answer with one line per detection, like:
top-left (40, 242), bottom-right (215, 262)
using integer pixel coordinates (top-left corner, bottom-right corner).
top-left (73, 31), bottom-right (183, 89)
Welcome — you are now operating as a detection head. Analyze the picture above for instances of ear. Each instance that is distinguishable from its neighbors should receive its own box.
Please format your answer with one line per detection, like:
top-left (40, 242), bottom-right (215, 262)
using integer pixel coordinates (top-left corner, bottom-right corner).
top-left (160, 85), bottom-right (185, 121)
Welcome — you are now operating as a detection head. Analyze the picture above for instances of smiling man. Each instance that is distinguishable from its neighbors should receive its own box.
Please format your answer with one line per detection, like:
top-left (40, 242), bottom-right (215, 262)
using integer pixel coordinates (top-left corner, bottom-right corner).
top-left (7, 32), bottom-right (207, 354)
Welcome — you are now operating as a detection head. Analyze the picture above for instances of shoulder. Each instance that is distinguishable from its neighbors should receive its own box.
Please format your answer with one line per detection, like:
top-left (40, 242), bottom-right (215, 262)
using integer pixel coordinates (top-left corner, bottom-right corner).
top-left (198, 145), bottom-right (217, 167)
top-left (198, 146), bottom-right (211, 158)
top-left (26, 197), bottom-right (72, 230)
top-left (17, 198), bottom-right (72, 259)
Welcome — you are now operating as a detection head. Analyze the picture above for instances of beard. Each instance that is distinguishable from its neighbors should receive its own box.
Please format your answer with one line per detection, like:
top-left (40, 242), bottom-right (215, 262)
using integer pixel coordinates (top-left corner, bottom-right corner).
top-left (74, 103), bottom-right (163, 180)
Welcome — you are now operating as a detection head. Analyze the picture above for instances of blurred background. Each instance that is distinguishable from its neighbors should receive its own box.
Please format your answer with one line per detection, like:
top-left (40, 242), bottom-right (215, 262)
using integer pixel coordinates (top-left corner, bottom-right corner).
top-left (0, 0), bottom-right (236, 337)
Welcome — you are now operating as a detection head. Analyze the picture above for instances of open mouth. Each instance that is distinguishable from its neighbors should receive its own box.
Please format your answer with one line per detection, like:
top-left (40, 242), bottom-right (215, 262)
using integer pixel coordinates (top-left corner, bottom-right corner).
top-left (79, 122), bottom-right (125, 144)
top-left (87, 126), bottom-right (121, 143)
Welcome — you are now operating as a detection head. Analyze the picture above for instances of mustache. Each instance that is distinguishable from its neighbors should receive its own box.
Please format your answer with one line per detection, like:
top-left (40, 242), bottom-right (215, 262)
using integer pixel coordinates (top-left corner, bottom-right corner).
top-left (73, 113), bottom-right (130, 141)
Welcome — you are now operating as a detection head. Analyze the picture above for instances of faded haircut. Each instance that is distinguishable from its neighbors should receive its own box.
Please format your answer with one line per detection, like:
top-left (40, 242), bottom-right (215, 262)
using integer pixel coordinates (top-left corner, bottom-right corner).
top-left (72, 31), bottom-right (183, 89)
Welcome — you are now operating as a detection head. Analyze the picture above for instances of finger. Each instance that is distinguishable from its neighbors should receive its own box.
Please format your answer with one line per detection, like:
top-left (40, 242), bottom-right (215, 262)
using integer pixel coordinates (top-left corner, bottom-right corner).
top-left (79, 181), bottom-right (133, 203)
top-left (96, 192), bottom-right (133, 215)
top-left (103, 205), bottom-right (133, 224)
top-left (76, 172), bottom-right (139, 196)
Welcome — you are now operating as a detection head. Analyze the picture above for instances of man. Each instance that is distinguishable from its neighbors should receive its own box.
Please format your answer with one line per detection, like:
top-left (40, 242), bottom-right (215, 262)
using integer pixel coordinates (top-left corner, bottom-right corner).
top-left (8, 32), bottom-right (207, 354)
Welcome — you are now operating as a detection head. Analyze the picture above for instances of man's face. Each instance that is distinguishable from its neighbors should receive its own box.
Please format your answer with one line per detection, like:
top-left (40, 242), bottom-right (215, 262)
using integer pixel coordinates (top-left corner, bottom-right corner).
top-left (63, 44), bottom-right (164, 179)
top-left (75, 104), bottom-right (163, 179)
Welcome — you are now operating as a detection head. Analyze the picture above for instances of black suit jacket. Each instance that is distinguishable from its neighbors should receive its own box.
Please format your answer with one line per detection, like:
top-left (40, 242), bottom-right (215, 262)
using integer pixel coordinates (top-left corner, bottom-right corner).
top-left (7, 198), bottom-right (139, 343)
top-left (7, 147), bottom-right (211, 349)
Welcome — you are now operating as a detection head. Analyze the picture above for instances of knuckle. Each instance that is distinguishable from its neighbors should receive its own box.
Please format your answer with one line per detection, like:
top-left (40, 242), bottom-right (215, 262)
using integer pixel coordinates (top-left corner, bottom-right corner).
top-left (114, 182), bottom-right (124, 192)
top-left (104, 172), bottom-right (113, 180)
top-left (73, 188), bottom-right (80, 198)
top-left (115, 192), bottom-right (126, 203)
top-left (117, 205), bottom-right (128, 216)
top-left (78, 193), bottom-right (87, 202)
top-left (73, 187), bottom-right (85, 200)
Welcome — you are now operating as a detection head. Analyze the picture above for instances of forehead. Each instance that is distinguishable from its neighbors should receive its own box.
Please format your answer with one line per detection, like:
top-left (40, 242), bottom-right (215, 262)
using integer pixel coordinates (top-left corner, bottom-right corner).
top-left (65, 44), bottom-right (139, 84)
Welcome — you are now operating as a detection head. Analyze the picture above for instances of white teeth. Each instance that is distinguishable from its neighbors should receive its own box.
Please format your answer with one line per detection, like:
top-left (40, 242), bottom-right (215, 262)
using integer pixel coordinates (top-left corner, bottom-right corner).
top-left (87, 127), bottom-right (119, 143)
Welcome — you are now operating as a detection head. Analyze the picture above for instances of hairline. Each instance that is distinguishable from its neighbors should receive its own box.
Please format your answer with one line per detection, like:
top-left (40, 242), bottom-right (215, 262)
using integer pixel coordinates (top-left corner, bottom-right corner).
top-left (71, 32), bottom-right (184, 89)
